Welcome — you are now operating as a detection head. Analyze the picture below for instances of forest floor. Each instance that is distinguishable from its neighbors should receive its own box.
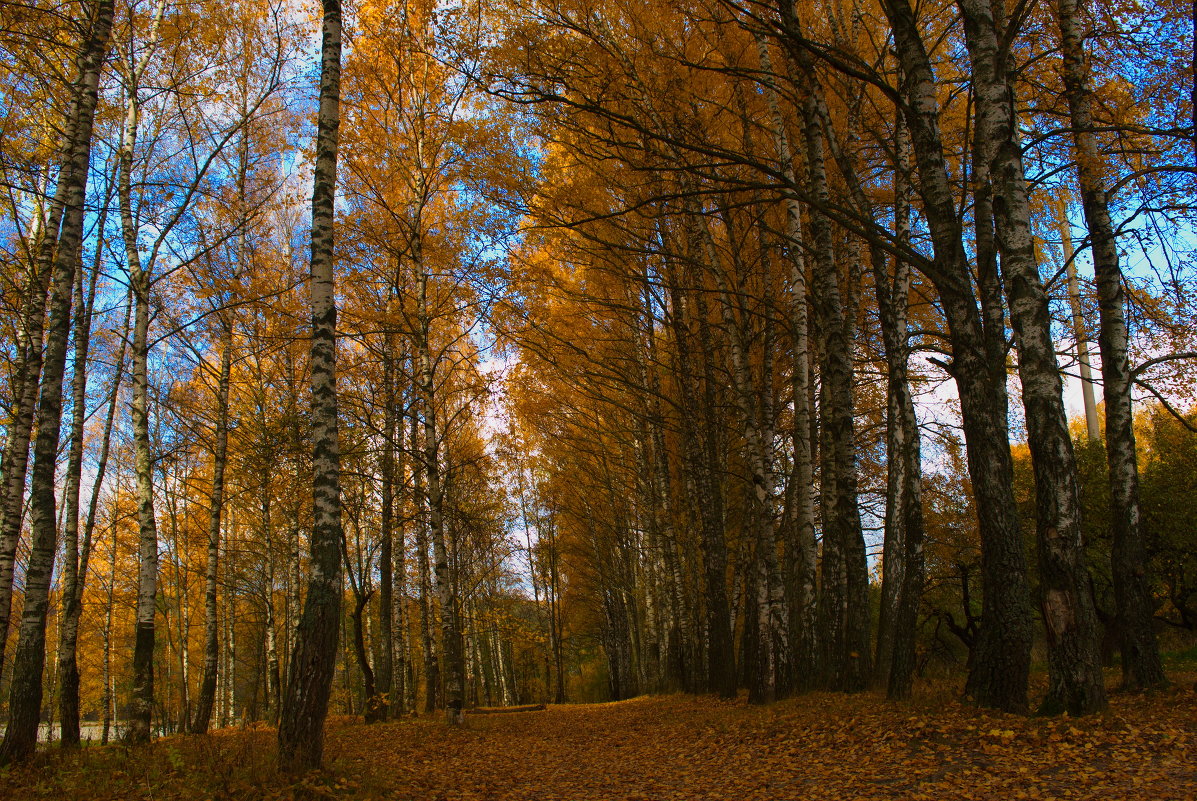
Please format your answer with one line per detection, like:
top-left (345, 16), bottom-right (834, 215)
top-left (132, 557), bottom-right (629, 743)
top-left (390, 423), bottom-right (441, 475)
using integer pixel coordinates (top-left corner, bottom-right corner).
top-left (1, 671), bottom-right (1194, 800)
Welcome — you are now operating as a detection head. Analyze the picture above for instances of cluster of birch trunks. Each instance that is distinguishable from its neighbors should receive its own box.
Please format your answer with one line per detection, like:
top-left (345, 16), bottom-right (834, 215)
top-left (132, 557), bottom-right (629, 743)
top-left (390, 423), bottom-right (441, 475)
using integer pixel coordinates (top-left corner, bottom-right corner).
top-left (492, 0), bottom-right (1187, 715)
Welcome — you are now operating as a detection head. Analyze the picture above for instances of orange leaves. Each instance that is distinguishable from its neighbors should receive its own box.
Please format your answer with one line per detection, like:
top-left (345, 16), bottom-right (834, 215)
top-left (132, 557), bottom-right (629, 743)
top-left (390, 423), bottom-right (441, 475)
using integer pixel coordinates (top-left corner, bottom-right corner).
top-left (3, 682), bottom-right (1196, 800)
top-left (2, 670), bottom-right (1197, 799)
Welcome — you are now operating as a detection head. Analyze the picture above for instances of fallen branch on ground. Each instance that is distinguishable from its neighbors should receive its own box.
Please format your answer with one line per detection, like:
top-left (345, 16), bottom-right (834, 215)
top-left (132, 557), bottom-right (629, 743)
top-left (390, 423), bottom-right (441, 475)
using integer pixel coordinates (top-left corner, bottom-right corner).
top-left (466, 704), bottom-right (547, 715)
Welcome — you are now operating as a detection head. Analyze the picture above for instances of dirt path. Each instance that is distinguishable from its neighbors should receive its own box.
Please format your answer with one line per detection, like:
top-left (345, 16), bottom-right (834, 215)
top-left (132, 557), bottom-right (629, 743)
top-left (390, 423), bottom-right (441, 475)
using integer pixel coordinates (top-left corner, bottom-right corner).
top-left (2, 685), bottom-right (1194, 800)
top-left (328, 689), bottom-right (1197, 800)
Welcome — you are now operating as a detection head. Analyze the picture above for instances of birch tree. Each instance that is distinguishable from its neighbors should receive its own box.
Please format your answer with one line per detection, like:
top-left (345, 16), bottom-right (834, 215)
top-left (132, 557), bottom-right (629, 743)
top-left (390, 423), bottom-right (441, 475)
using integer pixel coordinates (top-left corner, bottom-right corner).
top-left (277, 0), bottom-right (344, 772)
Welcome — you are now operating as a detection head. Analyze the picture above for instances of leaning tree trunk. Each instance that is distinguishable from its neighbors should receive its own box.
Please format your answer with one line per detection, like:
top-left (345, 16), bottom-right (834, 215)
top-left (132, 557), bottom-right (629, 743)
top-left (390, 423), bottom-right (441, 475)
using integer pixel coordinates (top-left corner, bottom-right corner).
top-left (0, 0), bottom-right (113, 764)
top-left (277, 0), bottom-right (344, 773)
top-left (1052, 0), bottom-right (1167, 692)
top-left (0, 69), bottom-right (81, 678)
top-left (1056, 204), bottom-right (1101, 441)
top-left (353, 593), bottom-right (379, 720)
top-left (0, 292), bottom-right (52, 674)
top-left (341, 547), bottom-right (379, 722)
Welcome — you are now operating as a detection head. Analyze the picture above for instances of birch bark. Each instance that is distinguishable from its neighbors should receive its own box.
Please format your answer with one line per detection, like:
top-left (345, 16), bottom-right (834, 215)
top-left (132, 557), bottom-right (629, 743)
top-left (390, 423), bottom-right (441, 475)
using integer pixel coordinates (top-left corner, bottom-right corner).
top-left (958, 0), bottom-right (1106, 714)
top-left (1052, 0), bottom-right (1166, 691)
top-left (278, 0), bottom-right (344, 771)
top-left (0, 0), bottom-right (113, 763)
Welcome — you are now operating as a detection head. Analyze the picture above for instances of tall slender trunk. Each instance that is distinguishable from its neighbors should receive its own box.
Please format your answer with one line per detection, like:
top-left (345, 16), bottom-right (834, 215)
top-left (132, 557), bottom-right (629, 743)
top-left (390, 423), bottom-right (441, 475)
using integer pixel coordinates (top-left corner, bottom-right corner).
top-left (117, 0), bottom-right (168, 741)
top-left (0, 0), bottom-right (113, 763)
top-left (708, 213), bottom-right (786, 703)
top-left (74, 293), bottom-right (129, 743)
top-left (798, 86), bottom-right (870, 692)
top-left (285, 345), bottom-right (304, 679)
top-left (1052, 0), bottom-right (1166, 691)
top-left (221, 550), bottom-right (236, 728)
top-left (265, 538), bottom-right (281, 724)
top-left (415, 239), bottom-right (464, 725)
top-left (805, 55), bottom-right (926, 695)
top-left (393, 386), bottom-right (410, 715)
top-left (101, 512), bottom-right (118, 744)
top-left (278, 0), bottom-right (344, 772)
top-left (548, 531), bottom-right (566, 702)
top-left (412, 406), bottom-right (438, 713)
top-left (192, 328), bottom-right (232, 733)
top-left (882, 117), bottom-right (926, 700)
top-left (465, 601), bottom-right (480, 705)
top-left (753, 34), bottom-right (819, 690)
top-left (377, 333), bottom-right (396, 719)
top-left (125, 194), bottom-right (159, 746)
top-left (662, 250), bottom-right (734, 698)
top-left (638, 274), bottom-right (690, 691)
top-left (165, 483), bottom-right (190, 731)
top-left (57, 212), bottom-right (105, 748)
top-left (1056, 203), bottom-right (1101, 441)
top-left (515, 456), bottom-right (552, 700)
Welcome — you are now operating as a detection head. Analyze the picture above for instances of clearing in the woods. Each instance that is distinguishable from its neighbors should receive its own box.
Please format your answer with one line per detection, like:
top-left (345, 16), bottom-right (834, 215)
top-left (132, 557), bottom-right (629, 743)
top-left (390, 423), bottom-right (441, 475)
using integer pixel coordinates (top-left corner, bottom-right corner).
top-left (1, 683), bottom-right (1194, 801)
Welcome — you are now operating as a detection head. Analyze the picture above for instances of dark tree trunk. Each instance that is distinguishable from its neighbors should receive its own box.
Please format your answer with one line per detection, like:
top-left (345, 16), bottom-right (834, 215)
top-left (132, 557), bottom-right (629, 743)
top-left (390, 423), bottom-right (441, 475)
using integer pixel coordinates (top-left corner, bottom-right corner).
top-left (376, 338), bottom-right (396, 719)
top-left (882, 117), bottom-right (926, 700)
top-left (799, 90), bottom-right (870, 693)
top-left (191, 326), bottom-right (233, 734)
top-left (349, 588), bottom-right (379, 722)
top-left (663, 257), bottom-right (735, 698)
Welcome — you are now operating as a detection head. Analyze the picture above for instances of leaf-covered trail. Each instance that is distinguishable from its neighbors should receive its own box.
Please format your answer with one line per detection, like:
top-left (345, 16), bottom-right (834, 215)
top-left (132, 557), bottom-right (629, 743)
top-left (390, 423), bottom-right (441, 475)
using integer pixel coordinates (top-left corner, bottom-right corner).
top-left (336, 690), bottom-right (1196, 801)
top-left (2, 685), bottom-right (1195, 800)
